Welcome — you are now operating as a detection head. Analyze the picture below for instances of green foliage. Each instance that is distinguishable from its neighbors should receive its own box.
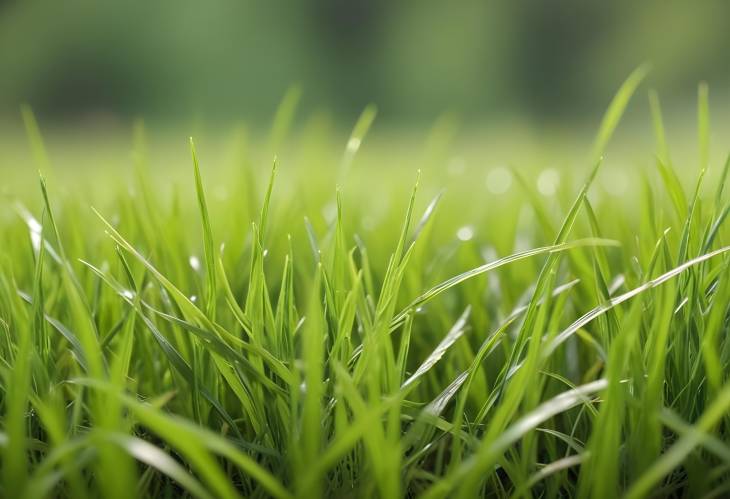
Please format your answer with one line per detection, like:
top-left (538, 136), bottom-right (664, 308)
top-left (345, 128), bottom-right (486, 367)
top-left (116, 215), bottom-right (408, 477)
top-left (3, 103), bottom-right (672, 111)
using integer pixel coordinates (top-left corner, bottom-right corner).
top-left (1, 73), bottom-right (730, 498)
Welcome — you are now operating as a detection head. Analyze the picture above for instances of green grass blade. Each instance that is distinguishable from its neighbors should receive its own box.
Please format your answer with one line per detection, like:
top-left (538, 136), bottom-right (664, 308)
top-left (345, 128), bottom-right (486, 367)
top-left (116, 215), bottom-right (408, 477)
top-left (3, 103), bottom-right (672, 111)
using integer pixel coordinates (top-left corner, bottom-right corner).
top-left (190, 138), bottom-right (217, 319)
top-left (590, 64), bottom-right (650, 160)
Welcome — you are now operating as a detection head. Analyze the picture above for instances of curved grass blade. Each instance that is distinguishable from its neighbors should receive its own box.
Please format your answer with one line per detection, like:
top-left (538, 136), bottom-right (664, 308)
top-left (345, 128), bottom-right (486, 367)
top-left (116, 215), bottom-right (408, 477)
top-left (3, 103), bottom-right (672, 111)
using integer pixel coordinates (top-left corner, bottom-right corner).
top-left (98, 432), bottom-right (215, 499)
top-left (392, 238), bottom-right (617, 327)
top-left (423, 380), bottom-right (608, 499)
top-left (75, 378), bottom-right (293, 499)
top-left (544, 245), bottom-right (730, 357)
top-left (402, 306), bottom-right (470, 389)
top-left (590, 64), bottom-right (650, 160)
top-left (626, 382), bottom-right (730, 499)
top-left (339, 104), bottom-right (377, 182)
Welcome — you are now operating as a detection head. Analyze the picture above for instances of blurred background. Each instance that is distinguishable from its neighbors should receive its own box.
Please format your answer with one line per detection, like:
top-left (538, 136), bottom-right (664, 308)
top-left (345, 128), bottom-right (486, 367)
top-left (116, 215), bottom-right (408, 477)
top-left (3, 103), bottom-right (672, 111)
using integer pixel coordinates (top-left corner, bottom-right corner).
top-left (0, 0), bottom-right (728, 129)
top-left (0, 0), bottom-right (729, 276)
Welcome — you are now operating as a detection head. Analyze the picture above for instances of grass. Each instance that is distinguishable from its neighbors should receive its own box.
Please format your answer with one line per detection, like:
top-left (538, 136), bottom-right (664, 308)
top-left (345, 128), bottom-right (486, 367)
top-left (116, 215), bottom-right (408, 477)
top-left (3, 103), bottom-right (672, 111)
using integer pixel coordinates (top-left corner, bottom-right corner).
top-left (1, 68), bottom-right (730, 498)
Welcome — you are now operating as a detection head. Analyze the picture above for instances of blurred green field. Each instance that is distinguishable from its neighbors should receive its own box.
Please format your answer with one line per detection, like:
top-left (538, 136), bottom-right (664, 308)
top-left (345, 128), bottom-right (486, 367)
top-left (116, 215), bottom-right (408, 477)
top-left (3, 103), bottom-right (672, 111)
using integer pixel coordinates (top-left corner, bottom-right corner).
top-left (2, 1), bottom-right (730, 125)
top-left (1, 69), bottom-right (730, 498)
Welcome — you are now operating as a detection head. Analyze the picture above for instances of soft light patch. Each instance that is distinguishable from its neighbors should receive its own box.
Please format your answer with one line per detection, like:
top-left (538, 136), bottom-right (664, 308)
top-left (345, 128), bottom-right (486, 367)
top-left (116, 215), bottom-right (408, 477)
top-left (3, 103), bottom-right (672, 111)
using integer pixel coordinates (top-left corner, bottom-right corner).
top-left (537, 169), bottom-right (560, 196)
top-left (457, 225), bottom-right (474, 241)
top-left (486, 167), bottom-right (512, 194)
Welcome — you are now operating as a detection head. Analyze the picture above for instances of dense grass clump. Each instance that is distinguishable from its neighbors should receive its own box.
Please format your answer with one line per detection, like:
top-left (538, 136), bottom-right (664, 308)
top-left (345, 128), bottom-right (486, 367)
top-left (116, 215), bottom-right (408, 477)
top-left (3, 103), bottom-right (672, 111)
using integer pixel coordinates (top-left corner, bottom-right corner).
top-left (2, 70), bottom-right (730, 498)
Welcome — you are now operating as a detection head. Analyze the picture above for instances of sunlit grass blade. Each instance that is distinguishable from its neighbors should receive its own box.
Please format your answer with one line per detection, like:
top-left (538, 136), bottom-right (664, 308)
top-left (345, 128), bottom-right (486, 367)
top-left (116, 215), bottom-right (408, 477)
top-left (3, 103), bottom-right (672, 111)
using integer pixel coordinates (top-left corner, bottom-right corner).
top-left (402, 306), bottom-right (470, 389)
top-left (190, 138), bottom-right (217, 319)
top-left (698, 81), bottom-right (710, 171)
top-left (339, 104), bottom-right (377, 182)
top-left (590, 64), bottom-right (649, 160)
top-left (424, 380), bottom-right (608, 499)
top-left (268, 84), bottom-right (302, 154)
top-left (392, 238), bottom-right (617, 327)
top-left (544, 245), bottom-right (730, 357)
top-left (20, 104), bottom-right (51, 171)
top-left (98, 432), bottom-right (214, 499)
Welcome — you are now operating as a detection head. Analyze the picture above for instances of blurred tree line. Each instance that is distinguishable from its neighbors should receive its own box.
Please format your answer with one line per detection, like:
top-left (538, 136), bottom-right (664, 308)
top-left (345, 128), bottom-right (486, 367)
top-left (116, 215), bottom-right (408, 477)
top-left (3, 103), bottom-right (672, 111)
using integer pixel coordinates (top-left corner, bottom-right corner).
top-left (0, 0), bottom-right (727, 125)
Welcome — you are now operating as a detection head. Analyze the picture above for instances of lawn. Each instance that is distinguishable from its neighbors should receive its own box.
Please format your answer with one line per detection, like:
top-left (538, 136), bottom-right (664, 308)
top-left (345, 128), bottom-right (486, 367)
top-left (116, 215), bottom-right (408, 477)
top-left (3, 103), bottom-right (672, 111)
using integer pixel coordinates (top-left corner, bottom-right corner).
top-left (1, 68), bottom-right (729, 498)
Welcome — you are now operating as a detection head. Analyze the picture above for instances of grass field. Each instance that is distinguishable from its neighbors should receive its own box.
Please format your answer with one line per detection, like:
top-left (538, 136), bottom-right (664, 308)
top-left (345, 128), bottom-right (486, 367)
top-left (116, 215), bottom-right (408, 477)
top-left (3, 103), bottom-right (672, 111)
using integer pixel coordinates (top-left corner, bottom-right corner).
top-left (1, 68), bottom-right (730, 498)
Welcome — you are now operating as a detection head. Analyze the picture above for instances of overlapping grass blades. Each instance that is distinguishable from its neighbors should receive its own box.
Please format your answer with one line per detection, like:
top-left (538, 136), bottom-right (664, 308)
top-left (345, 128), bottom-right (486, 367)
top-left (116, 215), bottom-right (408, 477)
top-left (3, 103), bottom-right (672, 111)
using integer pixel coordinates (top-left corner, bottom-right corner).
top-left (0, 69), bottom-right (729, 497)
